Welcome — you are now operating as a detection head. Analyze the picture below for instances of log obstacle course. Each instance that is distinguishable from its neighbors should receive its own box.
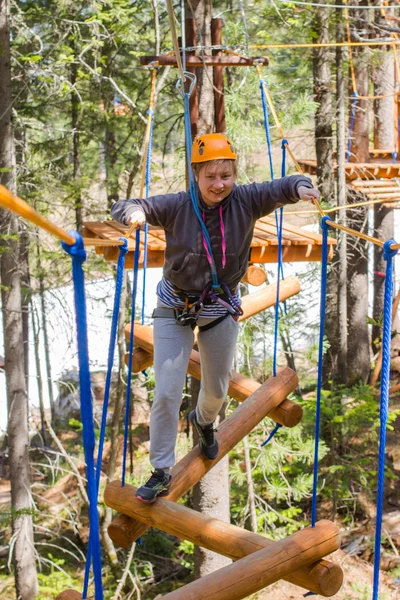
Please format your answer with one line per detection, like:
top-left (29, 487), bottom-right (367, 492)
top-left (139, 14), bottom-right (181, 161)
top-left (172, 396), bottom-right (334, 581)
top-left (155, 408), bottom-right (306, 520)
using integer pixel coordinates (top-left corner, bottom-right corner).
top-left (105, 482), bottom-right (343, 596)
top-left (105, 366), bottom-right (343, 598)
top-left (103, 273), bottom-right (342, 598)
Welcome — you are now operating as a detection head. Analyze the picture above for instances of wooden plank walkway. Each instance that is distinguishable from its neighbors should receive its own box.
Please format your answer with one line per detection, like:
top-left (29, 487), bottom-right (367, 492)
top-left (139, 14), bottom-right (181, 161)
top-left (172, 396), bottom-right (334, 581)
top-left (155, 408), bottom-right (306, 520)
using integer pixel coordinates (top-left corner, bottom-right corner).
top-left (82, 217), bottom-right (336, 268)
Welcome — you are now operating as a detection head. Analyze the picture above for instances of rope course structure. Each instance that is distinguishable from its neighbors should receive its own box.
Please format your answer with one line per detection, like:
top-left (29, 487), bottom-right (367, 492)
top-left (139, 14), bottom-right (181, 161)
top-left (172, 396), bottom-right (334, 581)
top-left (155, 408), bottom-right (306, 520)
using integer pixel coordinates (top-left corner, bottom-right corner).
top-left (0, 2), bottom-right (399, 599)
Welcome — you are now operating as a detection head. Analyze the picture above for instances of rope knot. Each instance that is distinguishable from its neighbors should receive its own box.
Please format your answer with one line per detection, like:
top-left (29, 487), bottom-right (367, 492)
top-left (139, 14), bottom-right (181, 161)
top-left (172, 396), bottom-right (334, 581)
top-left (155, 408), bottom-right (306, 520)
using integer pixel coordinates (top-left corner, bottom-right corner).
top-left (383, 239), bottom-right (398, 261)
top-left (118, 237), bottom-right (129, 256)
top-left (147, 108), bottom-right (154, 116)
top-left (281, 139), bottom-right (288, 149)
top-left (352, 90), bottom-right (358, 98)
top-left (259, 79), bottom-right (267, 89)
top-left (61, 231), bottom-right (86, 263)
top-left (321, 216), bottom-right (331, 231)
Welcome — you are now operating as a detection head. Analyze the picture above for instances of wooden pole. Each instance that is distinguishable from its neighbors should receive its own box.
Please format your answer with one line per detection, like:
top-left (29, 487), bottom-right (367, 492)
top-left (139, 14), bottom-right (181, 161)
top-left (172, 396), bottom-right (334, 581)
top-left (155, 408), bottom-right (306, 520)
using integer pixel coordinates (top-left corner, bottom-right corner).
top-left (105, 482), bottom-right (343, 597)
top-left (211, 18), bottom-right (226, 133)
top-left (107, 367), bottom-right (298, 548)
top-left (125, 322), bottom-right (303, 428)
top-left (239, 275), bottom-right (300, 321)
top-left (160, 521), bottom-right (340, 600)
top-left (185, 18), bottom-right (198, 140)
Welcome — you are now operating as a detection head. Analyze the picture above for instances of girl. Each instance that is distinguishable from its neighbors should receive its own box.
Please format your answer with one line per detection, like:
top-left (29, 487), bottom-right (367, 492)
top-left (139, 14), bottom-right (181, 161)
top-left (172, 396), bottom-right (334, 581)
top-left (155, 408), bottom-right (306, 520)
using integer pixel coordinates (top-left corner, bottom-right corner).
top-left (111, 133), bottom-right (319, 503)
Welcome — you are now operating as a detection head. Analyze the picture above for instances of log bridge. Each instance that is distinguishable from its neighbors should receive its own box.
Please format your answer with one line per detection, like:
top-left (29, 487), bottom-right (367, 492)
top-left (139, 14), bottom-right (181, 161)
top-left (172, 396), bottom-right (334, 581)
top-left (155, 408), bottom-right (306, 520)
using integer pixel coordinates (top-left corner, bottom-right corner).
top-left (57, 278), bottom-right (343, 599)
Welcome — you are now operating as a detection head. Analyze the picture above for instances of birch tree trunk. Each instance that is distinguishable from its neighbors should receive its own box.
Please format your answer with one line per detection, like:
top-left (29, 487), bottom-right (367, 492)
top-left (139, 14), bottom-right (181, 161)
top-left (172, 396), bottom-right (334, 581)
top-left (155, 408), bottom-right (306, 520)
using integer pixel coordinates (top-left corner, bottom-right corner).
top-left (0, 1), bottom-right (38, 596)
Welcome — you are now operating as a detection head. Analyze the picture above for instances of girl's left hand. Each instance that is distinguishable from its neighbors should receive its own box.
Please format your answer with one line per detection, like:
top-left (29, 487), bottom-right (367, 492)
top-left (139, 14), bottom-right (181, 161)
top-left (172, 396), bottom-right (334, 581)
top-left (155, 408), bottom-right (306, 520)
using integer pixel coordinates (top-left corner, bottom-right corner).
top-left (297, 185), bottom-right (321, 203)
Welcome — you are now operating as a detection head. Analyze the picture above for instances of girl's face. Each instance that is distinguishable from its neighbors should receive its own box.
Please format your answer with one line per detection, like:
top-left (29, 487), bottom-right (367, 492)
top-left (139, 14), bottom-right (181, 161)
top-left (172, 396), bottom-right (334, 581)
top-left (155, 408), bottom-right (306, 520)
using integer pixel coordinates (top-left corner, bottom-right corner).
top-left (195, 161), bottom-right (236, 207)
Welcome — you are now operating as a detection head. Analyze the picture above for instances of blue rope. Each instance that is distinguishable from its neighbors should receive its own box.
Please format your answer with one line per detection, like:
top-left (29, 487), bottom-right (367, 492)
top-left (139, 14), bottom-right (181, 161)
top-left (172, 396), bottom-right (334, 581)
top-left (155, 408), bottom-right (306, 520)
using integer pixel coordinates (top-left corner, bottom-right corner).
top-left (260, 80), bottom-right (274, 181)
top-left (61, 232), bottom-right (103, 600)
top-left (82, 239), bottom-right (128, 597)
top-left (261, 423), bottom-right (282, 447)
top-left (183, 92), bottom-right (220, 290)
top-left (311, 217), bottom-right (330, 528)
top-left (346, 91), bottom-right (358, 162)
top-left (141, 108), bottom-right (154, 326)
top-left (259, 79), bottom-right (285, 377)
top-left (122, 228), bottom-right (141, 486)
top-left (372, 239), bottom-right (398, 600)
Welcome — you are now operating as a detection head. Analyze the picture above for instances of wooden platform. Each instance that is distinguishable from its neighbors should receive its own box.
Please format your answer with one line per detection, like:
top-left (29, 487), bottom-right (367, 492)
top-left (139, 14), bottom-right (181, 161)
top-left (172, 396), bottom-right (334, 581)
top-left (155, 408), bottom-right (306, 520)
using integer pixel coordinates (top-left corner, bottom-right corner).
top-left (298, 158), bottom-right (400, 181)
top-left (350, 178), bottom-right (400, 209)
top-left (82, 217), bottom-right (336, 267)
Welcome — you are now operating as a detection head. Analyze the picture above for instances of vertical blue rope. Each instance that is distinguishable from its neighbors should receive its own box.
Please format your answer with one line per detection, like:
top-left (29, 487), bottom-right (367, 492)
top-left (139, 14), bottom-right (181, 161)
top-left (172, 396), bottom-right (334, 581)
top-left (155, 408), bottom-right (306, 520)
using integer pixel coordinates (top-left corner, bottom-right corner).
top-left (372, 240), bottom-right (398, 600)
top-left (122, 228), bottom-right (141, 485)
top-left (346, 91), bottom-right (358, 162)
top-left (311, 217), bottom-right (330, 528)
top-left (61, 232), bottom-right (103, 600)
top-left (82, 239), bottom-right (128, 597)
top-left (259, 80), bottom-right (275, 181)
top-left (259, 79), bottom-right (285, 377)
top-left (141, 109), bottom-right (154, 325)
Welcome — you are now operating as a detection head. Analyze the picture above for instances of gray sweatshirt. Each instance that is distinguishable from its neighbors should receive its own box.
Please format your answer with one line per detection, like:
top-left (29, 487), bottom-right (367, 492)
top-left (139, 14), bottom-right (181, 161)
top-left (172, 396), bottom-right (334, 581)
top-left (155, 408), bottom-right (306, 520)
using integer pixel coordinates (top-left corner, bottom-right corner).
top-left (111, 175), bottom-right (313, 294)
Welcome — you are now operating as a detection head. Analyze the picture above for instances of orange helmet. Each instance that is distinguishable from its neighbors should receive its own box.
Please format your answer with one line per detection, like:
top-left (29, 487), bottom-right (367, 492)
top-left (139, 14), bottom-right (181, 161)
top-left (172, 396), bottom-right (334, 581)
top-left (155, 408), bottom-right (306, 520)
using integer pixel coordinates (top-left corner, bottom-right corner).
top-left (191, 133), bottom-right (237, 163)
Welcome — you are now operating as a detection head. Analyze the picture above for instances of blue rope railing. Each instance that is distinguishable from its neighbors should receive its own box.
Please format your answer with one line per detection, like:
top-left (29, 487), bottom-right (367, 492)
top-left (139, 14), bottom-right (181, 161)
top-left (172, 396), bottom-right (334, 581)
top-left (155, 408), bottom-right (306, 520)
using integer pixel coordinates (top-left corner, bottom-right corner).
top-left (311, 216), bottom-right (330, 528)
top-left (61, 232), bottom-right (103, 600)
top-left (82, 239), bottom-right (128, 597)
top-left (372, 239), bottom-right (398, 600)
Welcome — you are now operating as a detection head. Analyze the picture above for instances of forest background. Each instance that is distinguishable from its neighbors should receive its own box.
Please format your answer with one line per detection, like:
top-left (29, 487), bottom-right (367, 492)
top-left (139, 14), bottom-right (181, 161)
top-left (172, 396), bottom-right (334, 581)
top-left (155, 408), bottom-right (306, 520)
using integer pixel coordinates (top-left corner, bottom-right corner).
top-left (1, 0), bottom-right (400, 598)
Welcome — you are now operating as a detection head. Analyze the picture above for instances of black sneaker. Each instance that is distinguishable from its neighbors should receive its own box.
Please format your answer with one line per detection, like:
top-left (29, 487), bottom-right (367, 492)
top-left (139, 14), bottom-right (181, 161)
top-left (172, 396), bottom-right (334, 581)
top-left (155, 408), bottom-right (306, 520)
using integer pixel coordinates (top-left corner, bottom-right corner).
top-left (135, 469), bottom-right (172, 504)
top-left (189, 410), bottom-right (219, 460)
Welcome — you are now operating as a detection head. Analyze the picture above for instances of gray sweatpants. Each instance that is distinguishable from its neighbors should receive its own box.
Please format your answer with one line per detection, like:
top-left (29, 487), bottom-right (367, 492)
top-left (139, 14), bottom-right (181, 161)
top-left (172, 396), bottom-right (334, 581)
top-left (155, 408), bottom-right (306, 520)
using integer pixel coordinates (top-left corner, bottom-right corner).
top-left (150, 312), bottom-right (239, 470)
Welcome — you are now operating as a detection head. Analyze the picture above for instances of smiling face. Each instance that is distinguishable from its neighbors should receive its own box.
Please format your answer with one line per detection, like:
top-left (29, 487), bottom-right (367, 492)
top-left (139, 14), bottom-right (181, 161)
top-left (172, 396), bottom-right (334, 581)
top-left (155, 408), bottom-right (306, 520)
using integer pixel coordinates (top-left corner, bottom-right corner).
top-left (194, 160), bottom-right (236, 207)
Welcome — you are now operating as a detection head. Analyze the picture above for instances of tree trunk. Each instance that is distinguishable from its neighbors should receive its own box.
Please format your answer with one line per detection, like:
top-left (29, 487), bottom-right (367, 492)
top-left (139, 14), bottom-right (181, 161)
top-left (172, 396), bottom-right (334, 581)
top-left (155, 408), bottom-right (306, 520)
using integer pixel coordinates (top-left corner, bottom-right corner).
top-left (31, 301), bottom-right (47, 444)
top-left (191, 378), bottom-right (231, 577)
top-left (372, 18), bottom-right (395, 353)
top-left (346, 2), bottom-right (370, 384)
top-left (70, 51), bottom-right (83, 232)
top-left (313, 5), bottom-right (338, 383)
top-left (313, 7), bottom-right (335, 204)
top-left (0, 2), bottom-right (38, 595)
top-left (189, 0), bottom-right (215, 134)
top-left (243, 435), bottom-right (257, 534)
top-left (349, 3), bottom-right (369, 162)
top-left (337, 2), bottom-right (348, 384)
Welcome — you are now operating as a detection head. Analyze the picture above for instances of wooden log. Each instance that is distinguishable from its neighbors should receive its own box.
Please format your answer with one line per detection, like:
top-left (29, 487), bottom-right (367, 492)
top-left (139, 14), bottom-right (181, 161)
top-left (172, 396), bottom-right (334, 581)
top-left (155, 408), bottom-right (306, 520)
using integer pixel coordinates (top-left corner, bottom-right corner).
top-left (125, 322), bottom-right (303, 428)
top-left (160, 521), bottom-right (340, 600)
top-left (239, 275), bottom-right (300, 321)
top-left (241, 265), bottom-right (267, 286)
top-left (108, 367), bottom-right (298, 548)
top-left (129, 347), bottom-right (154, 372)
top-left (105, 481), bottom-right (343, 597)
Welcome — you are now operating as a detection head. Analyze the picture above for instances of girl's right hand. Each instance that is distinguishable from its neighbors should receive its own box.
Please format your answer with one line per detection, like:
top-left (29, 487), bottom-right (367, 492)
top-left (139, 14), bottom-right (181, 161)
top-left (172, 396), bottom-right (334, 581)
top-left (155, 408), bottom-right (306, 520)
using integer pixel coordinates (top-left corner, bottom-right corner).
top-left (127, 210), bottom-right (146, 229)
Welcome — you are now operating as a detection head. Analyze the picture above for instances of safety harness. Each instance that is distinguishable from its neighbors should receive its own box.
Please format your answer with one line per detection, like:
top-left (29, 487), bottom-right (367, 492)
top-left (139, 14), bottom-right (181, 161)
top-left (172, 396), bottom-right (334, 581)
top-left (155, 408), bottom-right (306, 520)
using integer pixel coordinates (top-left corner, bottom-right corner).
top-left (153, 281), bottom-right (243, 331)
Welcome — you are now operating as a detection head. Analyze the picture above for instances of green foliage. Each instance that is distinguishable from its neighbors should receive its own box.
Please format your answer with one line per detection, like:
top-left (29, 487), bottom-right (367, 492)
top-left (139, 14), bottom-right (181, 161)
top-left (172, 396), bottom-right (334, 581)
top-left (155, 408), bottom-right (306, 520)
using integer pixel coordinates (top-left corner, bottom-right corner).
top-left (68, 418), bottom-right (83, 432)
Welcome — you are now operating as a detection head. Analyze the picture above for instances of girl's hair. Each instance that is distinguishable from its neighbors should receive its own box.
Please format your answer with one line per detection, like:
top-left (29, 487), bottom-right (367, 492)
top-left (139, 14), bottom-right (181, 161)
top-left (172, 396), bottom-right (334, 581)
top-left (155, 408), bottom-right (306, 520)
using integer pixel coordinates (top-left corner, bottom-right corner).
top-left (191, 158), bottom-right (237, 179)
